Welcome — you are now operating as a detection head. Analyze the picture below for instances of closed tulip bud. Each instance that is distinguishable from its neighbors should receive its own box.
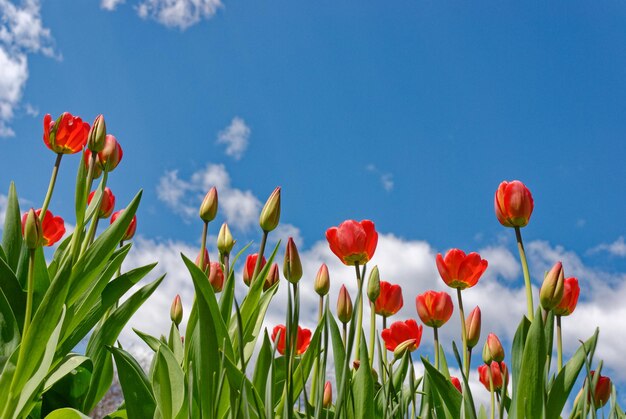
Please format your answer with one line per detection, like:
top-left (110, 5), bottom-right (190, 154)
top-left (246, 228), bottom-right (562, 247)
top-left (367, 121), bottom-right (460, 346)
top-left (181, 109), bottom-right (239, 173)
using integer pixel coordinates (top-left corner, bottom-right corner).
top-left (494, 180), bottom-right (534, 228)
top-left (170, 295), bottom-right (183, 326)
top-left (243, 253), bottom-right (266, 287)
top-left (482, 333), bottom-right (505, 364)
top-left (87, 114), bottom-right (106, 153)
top-left (88, 187), bottom-right (116, 219)
top-left (393, 339), bottom-right (417, 361)
top-left (314, 264), bottom-right (330, 296)
top-left (588, 371), bottom-right (611, 408)
top-left (337, 285), bottom-right (353, 324)
top-left (195, 248), bottom-right (210, 274)
top-left (451, 376), bottom-right (462, 393)
top-left (22, 208), bottom-right (65, 247)
top-left (217, 222), bottom-right (235, 255)
top-left (209, 262), bottom-right (225, 292)
top-left (478, 362), bottom-right (508, 391)
top-left (23, 208), bottom-right (42, 249)
top-left (99, 134), bottom-right (123, 172)
top-left (367, 265), bottom-right (381, 302)
top-left (323, 381), bottom-right (332, 408)
top-left (415, 290), bottom-right (454, 328)
top-left (264, 263), bottom-right (280, 291)
top-left (540, 262), bottom-right (565, 310)
top-left (199, 187), bottom-right (218, 223)
top-left (110, 210), bottom-right (137, 241)
top-left (259, 187), bottom-right (281, 232)
top-left (283, 237), bottom-right (302, 283)
top-left (554, 277), bottom-right (580, 317)
top-left (466, 306), bottom-right (482, 349)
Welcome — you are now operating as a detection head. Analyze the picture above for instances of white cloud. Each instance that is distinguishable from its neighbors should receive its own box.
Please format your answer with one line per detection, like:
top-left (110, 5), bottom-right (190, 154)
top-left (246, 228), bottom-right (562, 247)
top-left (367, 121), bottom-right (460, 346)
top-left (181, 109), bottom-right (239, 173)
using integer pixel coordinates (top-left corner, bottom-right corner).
top-left (366, 164), bottom-right (394, 192)
top-left (101, 0), bottom-right (125, 11)
top-left (589, 236), bottom-right (626, 258)
top-left (0, 193), bottom-right (7, 228)
top-left (216, 117), bottom-right (250, 160)
top-left (136, 0), bottom-right (222, 30)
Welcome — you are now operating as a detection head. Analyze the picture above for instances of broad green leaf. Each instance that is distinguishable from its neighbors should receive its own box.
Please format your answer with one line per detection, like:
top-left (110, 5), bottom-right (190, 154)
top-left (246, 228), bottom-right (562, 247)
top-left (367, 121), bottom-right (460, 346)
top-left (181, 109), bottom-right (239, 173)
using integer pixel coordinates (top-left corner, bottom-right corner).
top-left (327, 309), bottom-right (345, 394)
top-left (242, 282), bottom-right (279, 363)
top-left (109, 346), bottom-right (157, 419)
top-left (422, 357), bottom-right (462, 416)
top-left (219, 242), bottom-right (251, 325)
top-left (0, 256), bottom-right (25, 329)
top-left (0, 286), bottom-right (19, 371)
top-left (510, 314), bottom-right (531, 411)
top-left (45, 408), bottom-right (91, 419)
top-left (222, 354), bottom-right (265, 419)
top-left (153, 345), bottom-right (186, 419)
top-left (43, 354), bottom-right (91, 392)
top-left (252, 331), bottom-right (273, 400)
top-left (353, 335), bottom-right (374, 419)
top-left (134, 328), bottom-right (164, 352)
top-left (2, 182), bottom-right (22, 272)
top-left (168, 323), bottom-right (184, 365)
top-left (514, 308), bottom-right (545, 419)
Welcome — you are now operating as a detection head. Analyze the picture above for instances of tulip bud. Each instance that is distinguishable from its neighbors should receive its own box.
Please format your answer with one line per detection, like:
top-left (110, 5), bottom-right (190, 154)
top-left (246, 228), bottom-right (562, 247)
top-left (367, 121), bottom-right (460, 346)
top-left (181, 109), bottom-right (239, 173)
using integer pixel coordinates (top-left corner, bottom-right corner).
top-left (323, 381), bottom-right (332, 408)
top-left (367, 265), bottom-right (381, 303)
top-left (314, 264), bottom-right (330, 296)
top-left (393, 339), bottom-right (417, 361)
top-left (588, 371), bottom-right (612, 408)
top-left (170, 295), bottom-right (183, 326)
top-left (99, 134), bottom-right (123, 172)
top-left (259, 187), bottom-right (281, 232)
top-left (466, 306), bottom-right (482, 349)
top-left (451, 376), bottom-right (462, 393)
top-left (482, 333), bottom-right (505, 364)
top-left (209, 262), bottom-right (225, 293)
top-left (337, 285), bottom-right (353, 324)
top-left (283, 237), bottom-right (302, 283)
top-left (199, 187), bottom-right (218, 223)
top-left (217, 222), bottom-right (235, 255)
top-left (23, 208), bottom-right (42, 249)
top-left (195, 248), bottom-right (210, 274)
top-left (110, 210), bottom-right (137, 241)
top-left (264, 263), bottom-right (280, 291)
top-left (540, 262), bottom-right (565, 310)
top-left (87, 114), bottom-right (106, 153)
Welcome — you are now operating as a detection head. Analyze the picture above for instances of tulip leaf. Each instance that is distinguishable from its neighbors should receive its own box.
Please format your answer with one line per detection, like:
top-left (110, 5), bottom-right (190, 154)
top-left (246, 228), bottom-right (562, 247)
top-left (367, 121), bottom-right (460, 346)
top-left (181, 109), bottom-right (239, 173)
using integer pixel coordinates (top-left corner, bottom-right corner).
top-left (2, 182), bottom-right (22, 272)
top-left (109, 346), bottom-right (157, 419)
top-left (353, 335), bottom-right (375, 419)
top-left (45, 408), bottom-right (91, 419)
top-left (514, 307), bottom-right (546, 419)
top-left (327, 307), bottom-right (345, 396)
top-left (509, 314), bottom-right (531, 411)
top-left (219, 242), bottom-right (251, 325)
top-left (0, 256), bottom-right (24, 330)
top-left (252, 331), bottom-right (273, 400)
top-left (0, 285), bottom-right (19, 371)
top-left (153, 344), bottom-right (187, 419)
top-left (422, 357), bottom-right (462, 416)
top-left (243, 280), bottom-right (279, 364)
top-left (221, 353), bottom-right (265, 418)
top-left (43, 354), bottom-right (91, 392)
top-left (134, 328), bottom-right (164, 352)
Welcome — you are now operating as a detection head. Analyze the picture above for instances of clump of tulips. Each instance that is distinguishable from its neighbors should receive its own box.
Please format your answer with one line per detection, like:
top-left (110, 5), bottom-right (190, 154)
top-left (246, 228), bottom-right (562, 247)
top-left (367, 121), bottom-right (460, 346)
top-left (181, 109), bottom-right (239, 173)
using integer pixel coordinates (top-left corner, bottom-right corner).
top-left (0, 114), bottom-right (622, 419)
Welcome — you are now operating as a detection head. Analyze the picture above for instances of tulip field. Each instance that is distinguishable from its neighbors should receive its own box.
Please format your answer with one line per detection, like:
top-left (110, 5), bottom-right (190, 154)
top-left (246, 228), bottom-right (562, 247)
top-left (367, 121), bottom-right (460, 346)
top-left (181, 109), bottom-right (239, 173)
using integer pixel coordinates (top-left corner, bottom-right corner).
top-left (0, 112), bottom-right (624, 418)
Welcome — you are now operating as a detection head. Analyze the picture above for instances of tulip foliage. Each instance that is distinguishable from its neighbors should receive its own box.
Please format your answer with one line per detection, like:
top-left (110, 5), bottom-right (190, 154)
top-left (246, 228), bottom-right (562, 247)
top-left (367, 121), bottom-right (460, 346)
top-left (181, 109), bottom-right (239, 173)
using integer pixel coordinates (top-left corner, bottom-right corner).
top-left (0, 114), bottom-right (624, 418)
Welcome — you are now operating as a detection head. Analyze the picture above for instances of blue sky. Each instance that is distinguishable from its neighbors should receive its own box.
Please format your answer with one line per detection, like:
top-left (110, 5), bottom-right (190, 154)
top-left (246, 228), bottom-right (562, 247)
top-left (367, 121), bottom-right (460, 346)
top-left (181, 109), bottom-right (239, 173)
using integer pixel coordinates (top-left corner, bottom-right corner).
top-left (1, 0), bottom-right (626, 410)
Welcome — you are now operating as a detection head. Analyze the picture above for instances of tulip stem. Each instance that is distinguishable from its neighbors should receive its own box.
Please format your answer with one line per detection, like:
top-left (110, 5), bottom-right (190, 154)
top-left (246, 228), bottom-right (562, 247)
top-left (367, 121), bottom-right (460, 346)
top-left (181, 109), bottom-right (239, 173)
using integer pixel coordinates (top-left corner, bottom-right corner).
top-left (557, 315), bottom-right (563, 372)
top-left (80, 171), bottom-right (108, 256)
top-left (488, 365), bottom-right (496, 419)
top-left (199, 221), bottom-right (208, 268)
top-left (70, 152), bottom-right (97, 263)
top-left (433, 326), bottom-right (440, 371)
top-left (23, 249), bottom-right (36, 339)
top-left (515, 226), bottom-right (534, 321)
top-left (223, 253), bottom-right (230, 280)
top-left (252, 230), bottom-right (268, 284)
top-left (408, 355), bottom-right (417, 419)
top-left (40, 153), bottom-right (63, 221)
top-left (311, 296), bottom-right (324, 401)
top-left (456, 288), bottom-right (470, 378)
top-left (369, 301), bottom-right (376, 369)
top-left (354, 263), bottom-right (364, 362)
top-left (342, 323), bottom-right (347, 348)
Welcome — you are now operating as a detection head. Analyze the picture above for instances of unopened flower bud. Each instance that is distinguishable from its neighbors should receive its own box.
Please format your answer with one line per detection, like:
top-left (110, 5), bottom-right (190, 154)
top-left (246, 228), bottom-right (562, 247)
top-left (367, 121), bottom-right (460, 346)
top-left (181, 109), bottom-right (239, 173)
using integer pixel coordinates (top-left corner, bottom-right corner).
top-left (209, 262), bottom-right (225, 293)
top-left (99, 134), bottom-right (123, 172)
top-left (199, 187), bottom-right (218, 223)
top-left (195, 248), bottom-right (210, 274)
top-left (466, 306), bottom-right (481, 349)
top-left (23, 208), bottom-right (42, 249)
top-left (314, 264), bottom-right (330, 296)
top-left (323, 381), bottom-right (332, 408)
top-left (259, 187), bottom-right (281, 232)
top-left (217, 222), bottom-right (235, 255)
top-left (482, 333), bottom-right (505, 364)
top-left (540, 261), bottom-right (565, 310)
top-left (264, 263), bottom-right (280, 291)
top-left (87, 114), bottom-right (106, 153)
top-left (283, 237), bottom-right (302, 283)
top-left (337, 285), bottom-right (353, 324)
top-left (170, 294), bottom-right (183, 326)
top-left (367, 265), bottom-right (381, 302)
top-left (393, 339), bottom-right (417, 361)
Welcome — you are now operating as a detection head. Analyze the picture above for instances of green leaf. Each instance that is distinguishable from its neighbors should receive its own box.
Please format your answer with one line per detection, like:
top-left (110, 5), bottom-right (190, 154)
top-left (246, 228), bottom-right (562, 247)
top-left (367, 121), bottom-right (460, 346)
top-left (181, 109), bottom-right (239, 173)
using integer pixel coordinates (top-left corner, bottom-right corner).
top-left (43, 354), bottom-right (91, 392)
top-left (353, 335), bottom-right (374, 419)
top-left (2, 182), bottom-right (22, 272)
top-left (514, 307), bottom-right (546, 419)
top-left (422, 357), bottom-right (462, 416)
top-left (168, 323), bottom-right (184, 366)
top-left (74, 150), bottom-right (88, 227)
top-left (153, 344), bottom-right (186, 419)
top-left (327, 309), bottom-right (345, 394)
top-left (510, 314), bottom-right (531, 410)
top-left (45, 408), bottom-right (91, 419)
top-left (252, 331), bottom-right (273, 400)
top-left (219, 242), bottom-right (251, 325)
top-left (109, 346), bottom-right (157, 419)
top-left (0, 285), bottom-right (19, 372)
top-left (221, 354), bottom-right (265, 419)
top-left (0, 255), bottom-right (25, 329)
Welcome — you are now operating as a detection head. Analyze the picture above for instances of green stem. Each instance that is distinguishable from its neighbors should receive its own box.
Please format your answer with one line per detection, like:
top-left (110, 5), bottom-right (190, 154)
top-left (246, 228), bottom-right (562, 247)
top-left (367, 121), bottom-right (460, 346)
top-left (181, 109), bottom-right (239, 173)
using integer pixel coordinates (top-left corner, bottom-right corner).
top-left (311, 296), bottom-right (324, 401)
top-left (409, 356), bottom-right (417, 419)
top-left (557, 315), bottom-right (563, 372)
top-left (23, 249), bottom-right (36, 338)
top-left (40, 153), bottom-right (63, 220)
top-left (382, 316), bottom-right (388, 382)
top-left (69, 152), bottom-right (97, 263)
top-left (369, 302), bottom-right (376, 368)
top-left (488, 365), bottom-right (495, 419)
top-left (199, 221), bottom-right (208, 268)
top-left (456, 288), bottom-right (470, 378)
top-left (515, 226), bottom-right (534, 321)
top-left (80, 170), bottom-right (108, 256)
top-left (354, 263), bottom-right (363, 361)
top-left (342, 323), bottom-right (347, 348)
top-left (434, 326), bottom-right (440, 371)
top-left (252, 230), bottom-right (268, 283)
top-left (223, 253), bottom-right (230, 280)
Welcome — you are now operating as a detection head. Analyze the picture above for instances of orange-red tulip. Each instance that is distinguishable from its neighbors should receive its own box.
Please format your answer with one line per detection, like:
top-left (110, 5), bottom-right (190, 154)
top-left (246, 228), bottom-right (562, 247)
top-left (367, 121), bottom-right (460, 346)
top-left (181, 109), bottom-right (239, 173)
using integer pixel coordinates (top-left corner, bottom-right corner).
top-left (436, 248), bottom-right (488, 290)
top-left (110, 210), bottom-right (137, 241)
top-left (553, 277), bottom-right (580, 316)
top-left (88, 187), bottom-right (116, 219)
top-left (323, 381), bottom-right (332, 408)
top-left (271, 325), bottom-right (312, 356)
top-left (85, 134), bottom-right (123, 172)
top-left (264, 263), bottom-right (280, 291)
top-left (43, 112), bottom-right (90, 154)
top-left (337, 285), bottom-right (353, 324)
top-left (243, 253), bottom-right (267, 286)
top-left (466, 306), bottom-right (482, 348)
top-left (450, 376), bottom-right (462, 393)
top-left (494, 180), bottom-right (534, 228)
top-left (381, 319), bottom-right (423, 352)
top-left (482, 333), bottom-right (505, 363)
top-left (478, 361), bottom-right (508, 391)
top-left (415, 290), bottom-right (453, 328)
top-left (21, 208), bottom-right (65, 247)
top-left (195, 248), bottom-right (210, 273)
top-left (170, 295), bottom-right (183, 326)
top-left (326, 219), bottom-right (378, 265)
top-left (587, 371), bottom-right (611, 408)
top-left (209, 262), bottom-right (225, 292)
top-left (374, 281), bottom-right (403, 317)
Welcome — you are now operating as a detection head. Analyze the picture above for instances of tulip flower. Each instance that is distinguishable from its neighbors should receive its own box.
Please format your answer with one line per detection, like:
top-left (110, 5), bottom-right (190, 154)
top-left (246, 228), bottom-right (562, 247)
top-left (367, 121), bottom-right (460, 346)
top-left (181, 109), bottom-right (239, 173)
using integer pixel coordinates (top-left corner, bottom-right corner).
top-left (259, 187), bottom-right (281, 232)
top-left (323, 381), bottom-right (332, 408)
top-left (337, 285), bottom-right (353, 324)
top-left (84, 150), bottom-right (103, 179)
top-left (494, 180), bottom-right (534, 228)
top-left (271, 324), bottom-right (312, 355)
top-left (325, 219), bottom-right (378, 266)
top-left (415, 290), bottom-right (453, 328)
top-left (22, 209), bottom-right (42, 250)
top-left (85, 134), bottom-right (123, 172)
top-left (367, 265), bottom-right (381, 302)
top-left (264, 263), bottom-right (280, 291)
top-left (170, 295), bottom-right (183, 326)
top-left (87, 114), bottom-right (106, 153)
top-left (587, 371), bottom-right (611, 408)
top-left (450, 376), bottom-right (462, 393)
top-left (243, 253), bottom-right (267, 286)
top-left (217, 222), bottom-right (235, 255)
top-left (374, 281), bottom-right (403, 317)
top-left (21, 208), bottom-right (65, 247)
top-left (436, 248), bottom-right (488, 290)
top-left (540, 261), bottom-right (565, 310)
top-left (110, 210), bottom-right (137, 241)
top-left (478, 361), bottom-right (508, 391)
top-left (554, 277), bottom-right (580, 316)
top-left (43, 112), bottom-right (90, 154)
top-left (283, 237), bottom-right (302, 283)
top-left (482, 333), bottom-right (505, 364)
top-left (466, 306), bottom-right (482, 349)
top-left (88, 187), bottom-right (116, 219)
top-left (199, 187), bottom-right (218, 223)
top-left (195, 248), bottom-right (210, 273)
top-left (314, 264), bottom-right (330, 296)
top-left (381, 319), bottom-right (423, 352)
top-left (209, 262), bottom-right (225, 292)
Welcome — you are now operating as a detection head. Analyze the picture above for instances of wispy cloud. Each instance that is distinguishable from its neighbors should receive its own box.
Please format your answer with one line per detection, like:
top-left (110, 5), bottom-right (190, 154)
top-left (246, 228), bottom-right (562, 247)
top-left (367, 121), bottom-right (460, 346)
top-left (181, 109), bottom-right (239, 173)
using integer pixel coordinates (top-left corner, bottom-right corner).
top-left (366, 164), bottom-right (394, 192)
top-left (136, 0), bottom-right (222, 30)
top-left (101, 0), bottom-right (126, 11)
top-left (216, 117), bottom-right (250, 160)
top-left (588, 236), bottom-right (626, 258)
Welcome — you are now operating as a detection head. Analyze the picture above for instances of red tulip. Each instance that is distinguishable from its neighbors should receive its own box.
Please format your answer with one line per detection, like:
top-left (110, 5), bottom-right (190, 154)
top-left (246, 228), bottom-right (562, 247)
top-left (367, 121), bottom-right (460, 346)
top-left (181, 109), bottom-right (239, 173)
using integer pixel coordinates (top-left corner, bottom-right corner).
top-left (337, 285), bottom-right (353, 324)
top-left (466, 306), bottom-right (482, 349)
top-left (195, 248), bottom-right (210, 273)
top-left (436, 248), bottom-right (488, 290)
top-left (415, 290), bottom-right (453, 328)
top-left (21, 208), bottom-right (65, 247)
top-left (271, 325), bottom-right (312, 356)
top-left (323, 381), bottom-right (332, 408)
top-left (208, 262), bottom-right (225, 292)
top-left (553, 277), bottom-right (580, 316)
top-left (264, 263), bottom-right (280, 291)
top-left (482, 333), bottom-right (505, 363)
top-left (587, 371), bottom-right (611, 408)
top-left (478, 361), bottom-right (508, 391)
top-left (43, 113), bottom-right (90, 154)
top-left (87, 187), bottom-right (116, 219)
top-left (494, 180), bottom-right (534, 228)
top-left (450, 376), bottom-right (462, 393)
top-left (85, 134), bottom-right (123, 172)
top-left (374, 281), bottom-right (403, 317)
top-left (83, 149), bottom-right (103, 179)
top-left (381, 319), bottom-right (423, 352)
top-left (110, 210), bottom-right (137, 241)
top-left (243, 253), bottom-right (267, 286)
top-left (326, 220), bottom-right (378, 265)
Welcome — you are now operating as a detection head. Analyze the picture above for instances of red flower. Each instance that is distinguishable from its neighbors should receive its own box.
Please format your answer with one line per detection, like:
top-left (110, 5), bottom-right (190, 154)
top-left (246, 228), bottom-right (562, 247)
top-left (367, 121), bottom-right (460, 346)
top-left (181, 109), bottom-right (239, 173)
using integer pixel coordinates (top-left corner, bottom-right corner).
top-left (43, 113), bottom-right (90, 154)
top-left (84, 134), bottom-right (123, 172)
top-left (326, 220), bottom-right (378, 265)
top-left (271, 325), bottom-right (312, 356)
top-left (450, 376), bottom-right (462, 393)
top-left (374, 281), bottom-right (403, 317)
top-left (587, 371), bottom-right (611, 408)
top-left (195, 248), bottom-right (210, 273)
top-left (87, 187), bottom-right (116, 219)
top-left (436, 248), bottom-right (488, 290)
top-left (416, 290), bottom-right (453, 328)
top-left (243, 253), bottom-right (267, 286)
top-left (21, 208), bottom-right (65, 247)
top-left (494, 180), bottom-right (534, 228)
top-left (110, 210), bottom-right (137, 241)
top-left (264, 263), bottom-right (280, 291)
top-left (381, 319), bottom-right (423, 352)
top-left (478, 361), bottom-right (508, 391)
top-left (553, 277), bottom-right (580, 317)
top-left (209, 262), bottom-right (225, 293)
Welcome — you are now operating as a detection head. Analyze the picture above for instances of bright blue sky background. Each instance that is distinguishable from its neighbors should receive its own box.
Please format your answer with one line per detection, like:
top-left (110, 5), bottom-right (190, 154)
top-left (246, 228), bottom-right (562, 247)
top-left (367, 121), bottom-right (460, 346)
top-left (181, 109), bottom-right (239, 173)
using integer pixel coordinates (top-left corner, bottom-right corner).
top-left (1, 0), bottom-right (626, 410)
